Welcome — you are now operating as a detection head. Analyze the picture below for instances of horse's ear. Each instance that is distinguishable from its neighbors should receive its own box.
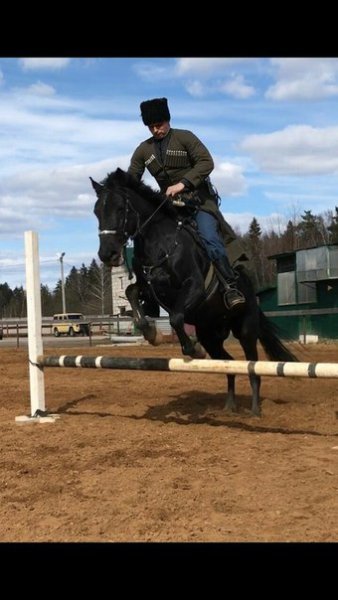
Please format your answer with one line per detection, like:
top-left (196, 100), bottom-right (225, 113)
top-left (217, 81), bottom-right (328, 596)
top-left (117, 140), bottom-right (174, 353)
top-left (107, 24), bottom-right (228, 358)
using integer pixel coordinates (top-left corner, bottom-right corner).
top-left (115, 167), bottom-right (125, 181)
top-left (90, 177), bottom-right (103, 195)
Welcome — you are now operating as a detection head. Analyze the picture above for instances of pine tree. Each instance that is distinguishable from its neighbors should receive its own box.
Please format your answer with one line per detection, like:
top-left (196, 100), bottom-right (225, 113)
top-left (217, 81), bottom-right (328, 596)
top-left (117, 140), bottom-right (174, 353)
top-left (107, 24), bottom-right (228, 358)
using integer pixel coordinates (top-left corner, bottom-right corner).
top-left (246, 218), bottom-right (263, 288)
top-left (0, 283), bottom-right (13, 318)
top-left (40, 284), bottom-right (54, 316)
top-left (296, 210), bottom-right (325, 248)
top-left (327, 206), bottom-right (338, 243)
top-left (282, 220), bottom-right (297, 252)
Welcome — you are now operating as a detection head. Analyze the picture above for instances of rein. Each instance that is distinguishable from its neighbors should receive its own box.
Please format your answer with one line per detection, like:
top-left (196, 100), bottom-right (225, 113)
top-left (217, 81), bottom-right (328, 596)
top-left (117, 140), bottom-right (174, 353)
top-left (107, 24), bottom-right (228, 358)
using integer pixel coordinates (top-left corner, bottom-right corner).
top-left (131, 194), bottom-right (169, 238)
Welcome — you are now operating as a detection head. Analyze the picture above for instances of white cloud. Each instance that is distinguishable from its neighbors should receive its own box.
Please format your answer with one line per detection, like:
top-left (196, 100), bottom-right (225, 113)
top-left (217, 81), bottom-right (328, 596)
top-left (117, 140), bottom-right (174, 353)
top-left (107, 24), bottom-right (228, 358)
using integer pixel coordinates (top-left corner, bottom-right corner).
top-left (0, 84), bottom-right (148, 249)
top-left (219, 75), bottom-right (255, 99)
top-left (0, 90), bottom-right (145, 176)
top-left (19, 58), bottom-right (71, 70)
top-left (26, 81), bottom-right (56, 96)
top-left (183, 75), bottom-right (255, 99)
top-left (176, 58), bottom-right (252, 76)
top-left (131, 57), bottom-right (338, 102)
top-left (132, 58), bottom-right (258, 99)
top-left (176, 59), bottom-right (258, 99)
top-left (1, 156), bottom-right (131, 216)
top-left (241, 124), bottom-right (338, 175)
top-left (184, 80), bottom-right (206, 97)
top-left (132, 60), bottom-right (175, 81)
top-left (266, 58), bottom-right (338, 100)
top-left (212, 161), bottom-right (247, 196)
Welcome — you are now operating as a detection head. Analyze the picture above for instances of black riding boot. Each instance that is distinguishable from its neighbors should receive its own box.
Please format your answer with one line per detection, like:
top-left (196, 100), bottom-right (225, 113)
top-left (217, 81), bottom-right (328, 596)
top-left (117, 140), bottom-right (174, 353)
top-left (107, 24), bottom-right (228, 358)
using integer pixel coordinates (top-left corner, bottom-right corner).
top-left (213, 257), bottom-right (246, 312)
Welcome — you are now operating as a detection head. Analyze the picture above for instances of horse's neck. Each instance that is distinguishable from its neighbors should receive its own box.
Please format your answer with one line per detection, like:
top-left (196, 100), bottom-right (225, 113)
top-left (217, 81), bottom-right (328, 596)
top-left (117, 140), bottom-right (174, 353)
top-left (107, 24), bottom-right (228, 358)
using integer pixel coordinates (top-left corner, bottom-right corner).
top-left (130, 190), bottom-right (175, 233)
top-left (131, 190), bottom-right (159, 216)
top-left (131, 198), bottom-right (178, 265)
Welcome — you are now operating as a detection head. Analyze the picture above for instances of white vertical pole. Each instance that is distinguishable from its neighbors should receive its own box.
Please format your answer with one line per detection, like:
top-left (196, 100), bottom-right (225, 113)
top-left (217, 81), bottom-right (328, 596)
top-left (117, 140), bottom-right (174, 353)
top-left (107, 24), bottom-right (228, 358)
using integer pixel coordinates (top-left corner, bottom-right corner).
top-left (25, 231), bottom-right (45, 416)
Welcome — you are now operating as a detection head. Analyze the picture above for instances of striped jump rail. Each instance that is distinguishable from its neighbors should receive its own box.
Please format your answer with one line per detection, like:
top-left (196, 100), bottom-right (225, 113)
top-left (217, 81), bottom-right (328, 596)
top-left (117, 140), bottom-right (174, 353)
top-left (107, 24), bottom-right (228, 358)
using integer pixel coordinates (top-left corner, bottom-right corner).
top-left (37, 355), bottom-right (338, 378)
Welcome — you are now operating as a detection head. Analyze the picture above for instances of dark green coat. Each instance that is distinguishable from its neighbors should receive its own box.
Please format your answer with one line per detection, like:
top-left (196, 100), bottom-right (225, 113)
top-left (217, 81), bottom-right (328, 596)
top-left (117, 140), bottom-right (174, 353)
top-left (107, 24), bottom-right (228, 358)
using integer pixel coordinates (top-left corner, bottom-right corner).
top-left (128, 128), bottom-right (250, 267)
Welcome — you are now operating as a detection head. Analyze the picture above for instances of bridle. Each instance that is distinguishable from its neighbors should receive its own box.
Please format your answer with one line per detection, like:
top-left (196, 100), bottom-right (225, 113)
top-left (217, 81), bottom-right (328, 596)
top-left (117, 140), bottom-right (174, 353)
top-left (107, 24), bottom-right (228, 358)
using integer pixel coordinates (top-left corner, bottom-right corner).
top-left (97, 183), bottom-right (185, 294)
top-left (98, 186), bottom-right (168, 242)
top-left (98, 187), bottom-right (133, 243)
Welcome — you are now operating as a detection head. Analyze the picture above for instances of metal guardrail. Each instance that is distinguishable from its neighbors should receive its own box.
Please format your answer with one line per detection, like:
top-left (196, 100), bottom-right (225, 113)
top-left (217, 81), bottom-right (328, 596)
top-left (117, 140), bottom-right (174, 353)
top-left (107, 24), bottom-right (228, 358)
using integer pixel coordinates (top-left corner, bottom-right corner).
top-left (0, 315), bottom-right (173, 341)
top-left (0, 317), bottom-right (132, 349)
top-left (0, 318), bottom-right (129, 338)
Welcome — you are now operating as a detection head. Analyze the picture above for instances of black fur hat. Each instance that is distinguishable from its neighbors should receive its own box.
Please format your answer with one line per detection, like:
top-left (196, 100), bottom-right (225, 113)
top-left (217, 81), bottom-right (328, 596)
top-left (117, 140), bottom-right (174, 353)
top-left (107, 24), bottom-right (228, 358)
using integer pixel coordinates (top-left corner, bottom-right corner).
top-left (140, 97), bottom-right (171, 126)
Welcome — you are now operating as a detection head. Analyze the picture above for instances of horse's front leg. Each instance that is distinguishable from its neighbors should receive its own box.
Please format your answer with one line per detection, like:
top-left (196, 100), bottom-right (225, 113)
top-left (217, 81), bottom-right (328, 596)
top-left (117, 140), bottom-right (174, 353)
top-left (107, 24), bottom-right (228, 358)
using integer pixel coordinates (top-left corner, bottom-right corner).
top-left (125, 283), bottom-right (163, 346)
top-left (168, 288), bottom-right (206, 359)
top-left (170, 311), bottom-right (206, 358)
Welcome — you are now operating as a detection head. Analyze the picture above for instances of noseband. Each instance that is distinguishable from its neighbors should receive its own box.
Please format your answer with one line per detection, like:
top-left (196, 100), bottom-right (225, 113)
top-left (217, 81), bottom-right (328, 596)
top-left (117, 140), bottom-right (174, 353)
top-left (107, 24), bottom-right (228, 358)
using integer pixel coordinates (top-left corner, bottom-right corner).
top-left (98, 186), bottom-right (132, 242)
top-left (98, 229), bottom-right (117, 236)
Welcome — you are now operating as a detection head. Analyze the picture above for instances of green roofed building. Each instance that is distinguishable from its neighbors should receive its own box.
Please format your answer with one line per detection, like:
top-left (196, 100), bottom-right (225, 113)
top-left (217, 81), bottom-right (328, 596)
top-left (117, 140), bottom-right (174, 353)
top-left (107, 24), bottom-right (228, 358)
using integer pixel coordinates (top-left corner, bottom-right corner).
top-left (258, 244), bottom-right (338, 342)
top-left (112, 243), bottom-right (338, 342)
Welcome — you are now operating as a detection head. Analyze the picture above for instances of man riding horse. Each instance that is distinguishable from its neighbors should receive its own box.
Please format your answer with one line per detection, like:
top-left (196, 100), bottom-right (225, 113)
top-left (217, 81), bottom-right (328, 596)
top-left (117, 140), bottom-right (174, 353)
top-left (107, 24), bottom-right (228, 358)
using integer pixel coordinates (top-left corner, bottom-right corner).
top-left (128, 97), bottom-right (249, 313)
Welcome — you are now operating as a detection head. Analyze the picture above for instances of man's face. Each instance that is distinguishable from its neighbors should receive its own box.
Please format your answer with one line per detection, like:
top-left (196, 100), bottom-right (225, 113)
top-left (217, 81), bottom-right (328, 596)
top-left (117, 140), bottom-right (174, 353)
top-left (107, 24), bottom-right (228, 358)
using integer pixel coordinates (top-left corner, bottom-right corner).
top-left (148, 121), bottom-right (170, 140)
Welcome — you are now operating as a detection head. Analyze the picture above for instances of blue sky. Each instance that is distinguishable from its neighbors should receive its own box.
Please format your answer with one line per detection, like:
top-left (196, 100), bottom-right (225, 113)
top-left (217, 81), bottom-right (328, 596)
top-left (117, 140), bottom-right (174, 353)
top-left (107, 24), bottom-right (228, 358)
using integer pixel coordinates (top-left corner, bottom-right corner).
top-left (1, 56), bottom-right (338, 289)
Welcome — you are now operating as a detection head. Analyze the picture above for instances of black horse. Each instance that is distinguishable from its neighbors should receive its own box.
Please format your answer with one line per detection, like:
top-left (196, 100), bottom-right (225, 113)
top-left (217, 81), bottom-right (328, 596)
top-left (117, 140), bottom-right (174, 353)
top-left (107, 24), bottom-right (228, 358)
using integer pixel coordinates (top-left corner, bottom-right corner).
top-left (91, 168), bottom-right (297, 416)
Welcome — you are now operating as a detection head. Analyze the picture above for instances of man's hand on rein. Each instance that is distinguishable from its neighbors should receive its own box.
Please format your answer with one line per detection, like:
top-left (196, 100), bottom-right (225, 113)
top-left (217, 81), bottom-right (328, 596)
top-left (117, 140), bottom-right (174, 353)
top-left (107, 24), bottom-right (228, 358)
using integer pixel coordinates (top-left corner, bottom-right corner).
top-left (165, 182), bottom-right (185, 197)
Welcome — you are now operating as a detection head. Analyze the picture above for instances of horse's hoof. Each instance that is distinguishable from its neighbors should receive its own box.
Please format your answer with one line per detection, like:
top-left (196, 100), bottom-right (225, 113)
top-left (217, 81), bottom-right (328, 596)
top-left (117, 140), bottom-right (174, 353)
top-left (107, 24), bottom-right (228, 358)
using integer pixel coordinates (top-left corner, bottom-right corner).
top-left (251, 410), bottom-right (261, 418)
top-left (224, 402), bottom-right (237, 413)
top-left (193, 343), bottom-right (206, 359)
top-left (142, 322), bottom-right (163, 346)
top-left (151, 331), bottom-right (163, 346)
top-left (146, 329), bottom-right (163, 346)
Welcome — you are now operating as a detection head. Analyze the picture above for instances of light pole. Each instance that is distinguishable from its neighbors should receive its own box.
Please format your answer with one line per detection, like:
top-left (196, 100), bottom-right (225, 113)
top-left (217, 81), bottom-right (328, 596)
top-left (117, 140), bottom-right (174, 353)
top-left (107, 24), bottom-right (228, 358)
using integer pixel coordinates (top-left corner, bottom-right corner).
top-left (59, 252), bottom-right (66, 313)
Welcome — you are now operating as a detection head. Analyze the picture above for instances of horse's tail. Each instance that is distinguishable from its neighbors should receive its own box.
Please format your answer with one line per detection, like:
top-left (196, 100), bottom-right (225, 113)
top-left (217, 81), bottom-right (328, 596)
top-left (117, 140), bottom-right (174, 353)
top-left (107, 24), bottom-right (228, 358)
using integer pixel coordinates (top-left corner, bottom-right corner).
top-left (258, 308), bottom-right (298, 362)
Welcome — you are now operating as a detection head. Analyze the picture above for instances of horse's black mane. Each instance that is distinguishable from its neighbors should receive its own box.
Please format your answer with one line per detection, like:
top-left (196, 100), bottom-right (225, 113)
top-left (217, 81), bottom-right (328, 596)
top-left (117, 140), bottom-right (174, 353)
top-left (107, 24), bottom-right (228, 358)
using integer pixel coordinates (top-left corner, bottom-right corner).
top-left (103, 168), bottom-right (177, 217)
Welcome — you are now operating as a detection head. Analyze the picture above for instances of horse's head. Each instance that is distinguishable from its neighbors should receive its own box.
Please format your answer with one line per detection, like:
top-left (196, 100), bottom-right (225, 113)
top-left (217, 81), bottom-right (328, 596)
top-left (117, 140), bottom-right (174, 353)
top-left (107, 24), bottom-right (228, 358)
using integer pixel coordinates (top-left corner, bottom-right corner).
top-left (91, 170), bottom-right (135, 267)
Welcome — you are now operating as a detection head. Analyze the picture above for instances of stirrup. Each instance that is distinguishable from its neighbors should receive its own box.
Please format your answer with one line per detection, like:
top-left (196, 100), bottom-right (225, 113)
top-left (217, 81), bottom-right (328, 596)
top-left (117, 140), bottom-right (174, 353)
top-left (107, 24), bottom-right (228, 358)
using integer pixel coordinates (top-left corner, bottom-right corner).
top-left (223, 288), bottom-right (245, 311)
